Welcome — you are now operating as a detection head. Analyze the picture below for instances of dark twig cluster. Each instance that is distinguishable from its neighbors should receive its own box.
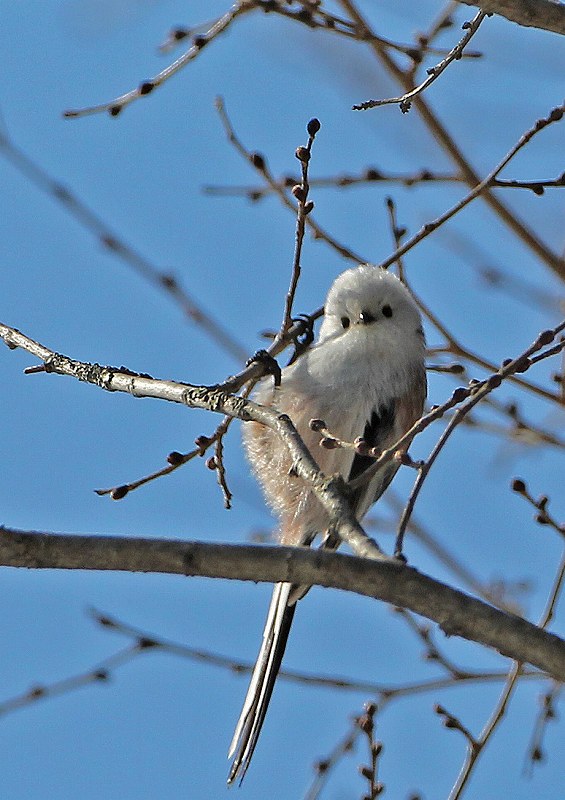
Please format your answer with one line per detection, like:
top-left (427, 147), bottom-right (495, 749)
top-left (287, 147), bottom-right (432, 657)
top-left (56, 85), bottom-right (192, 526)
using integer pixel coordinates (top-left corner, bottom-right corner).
top-left (338, 0), bottom-right (563, 277)
top-left (62, 0), bottom-right (484, 120)
top-left (524, 683), bottom-right (561, 772)
top-left (511, 479), bottom-right (565, 542)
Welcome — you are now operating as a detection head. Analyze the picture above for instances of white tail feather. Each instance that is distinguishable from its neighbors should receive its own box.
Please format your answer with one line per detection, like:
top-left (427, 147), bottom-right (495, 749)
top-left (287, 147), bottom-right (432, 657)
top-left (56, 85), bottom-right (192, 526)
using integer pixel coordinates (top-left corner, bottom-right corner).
top-left (227, 582), bottom-right (294, 783)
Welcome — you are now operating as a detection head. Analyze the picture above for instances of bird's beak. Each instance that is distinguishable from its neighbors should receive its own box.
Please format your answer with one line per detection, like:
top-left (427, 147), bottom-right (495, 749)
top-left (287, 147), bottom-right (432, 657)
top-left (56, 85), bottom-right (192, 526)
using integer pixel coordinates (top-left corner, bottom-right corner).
top-left (357, 311), bottom-right (376, 325)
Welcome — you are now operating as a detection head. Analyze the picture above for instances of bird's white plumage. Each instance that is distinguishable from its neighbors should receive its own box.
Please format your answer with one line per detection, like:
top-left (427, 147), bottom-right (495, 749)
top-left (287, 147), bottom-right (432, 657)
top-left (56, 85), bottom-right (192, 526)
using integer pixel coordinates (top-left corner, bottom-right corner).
top-left (228, 265), bottom-right (426, 783)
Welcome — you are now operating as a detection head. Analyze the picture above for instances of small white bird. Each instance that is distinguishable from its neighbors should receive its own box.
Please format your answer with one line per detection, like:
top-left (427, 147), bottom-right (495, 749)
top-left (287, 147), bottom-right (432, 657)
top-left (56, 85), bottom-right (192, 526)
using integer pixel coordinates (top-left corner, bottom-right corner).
top-left (228, 264), bottom-right (427, 784)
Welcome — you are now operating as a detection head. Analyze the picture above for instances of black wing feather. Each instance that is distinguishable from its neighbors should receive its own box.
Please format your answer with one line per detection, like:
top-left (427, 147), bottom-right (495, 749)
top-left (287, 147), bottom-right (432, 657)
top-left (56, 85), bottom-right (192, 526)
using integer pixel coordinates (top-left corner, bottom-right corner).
top-left (348, 402), bottom-right (396, 481)
top-left (347, 401), bottom-right (397, 514)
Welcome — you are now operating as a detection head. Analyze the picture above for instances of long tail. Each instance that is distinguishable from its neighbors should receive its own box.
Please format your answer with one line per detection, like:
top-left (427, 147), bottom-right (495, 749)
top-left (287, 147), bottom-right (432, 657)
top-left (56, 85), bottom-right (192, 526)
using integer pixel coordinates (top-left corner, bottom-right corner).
top-left (227, 581), bottom-right (296, 785)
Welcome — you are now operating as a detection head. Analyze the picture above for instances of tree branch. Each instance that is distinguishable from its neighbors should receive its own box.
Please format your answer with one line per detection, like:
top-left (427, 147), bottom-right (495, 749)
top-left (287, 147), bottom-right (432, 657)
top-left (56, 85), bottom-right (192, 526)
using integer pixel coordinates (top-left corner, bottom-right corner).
top-left (1, 527), bottom-right (564, 682)
top-left (455, 0), bottom-right (565, 36)
top-left (353, 10), bottom-right (487, 112)
top-left (338, 0), bottom-right (565, 280)
top-left (0, 322), bottom-right (382, 561)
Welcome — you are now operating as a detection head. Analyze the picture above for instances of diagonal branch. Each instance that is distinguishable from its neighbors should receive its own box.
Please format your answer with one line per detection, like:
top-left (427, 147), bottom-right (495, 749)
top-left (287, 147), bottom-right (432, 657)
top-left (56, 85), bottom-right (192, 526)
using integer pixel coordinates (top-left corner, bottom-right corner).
top-left (215, 97), bottom-right (368, 264)
top-left (372, 103), bottom-right (565, 273)
top-left (353, 10), bottom-right (487, 112)
top-left (0, 322), bottom-right (382, 561)
top-left (63, 1), bottom-right (254, 118)
top-left (338, 0), bottom-right (565, 281)
top-left (0, 127), bottom-right (248, 363)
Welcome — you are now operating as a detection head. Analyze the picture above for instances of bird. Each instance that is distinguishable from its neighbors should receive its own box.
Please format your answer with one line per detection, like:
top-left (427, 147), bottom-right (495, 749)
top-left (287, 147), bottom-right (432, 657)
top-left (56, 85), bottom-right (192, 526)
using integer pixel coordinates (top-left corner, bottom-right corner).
top-left (228, 264), bottom-right (427, 784)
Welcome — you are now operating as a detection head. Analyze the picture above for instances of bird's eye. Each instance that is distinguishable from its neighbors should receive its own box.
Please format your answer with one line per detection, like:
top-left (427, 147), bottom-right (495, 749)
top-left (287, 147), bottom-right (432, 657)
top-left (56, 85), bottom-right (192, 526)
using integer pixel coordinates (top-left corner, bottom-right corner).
top-left (341, 316), bottom-right (350, 329)
top-left (382, 304), bottom-right (393, 318)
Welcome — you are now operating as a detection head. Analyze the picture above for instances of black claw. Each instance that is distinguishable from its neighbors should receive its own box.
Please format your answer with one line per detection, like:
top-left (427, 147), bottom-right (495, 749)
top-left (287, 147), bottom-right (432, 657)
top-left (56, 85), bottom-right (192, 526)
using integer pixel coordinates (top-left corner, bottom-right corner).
top-left (246, 349), bottom-right (282, 386)
top-left (287, 313), bottom-right (316, 365)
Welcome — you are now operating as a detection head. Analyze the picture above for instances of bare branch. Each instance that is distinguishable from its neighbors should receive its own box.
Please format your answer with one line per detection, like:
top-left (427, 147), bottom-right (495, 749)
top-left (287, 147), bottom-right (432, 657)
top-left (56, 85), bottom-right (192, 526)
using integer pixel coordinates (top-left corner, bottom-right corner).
top-left (338, 0), bottom-right (565, 279)
top-left (0, 528), bottom-right (564, 682)
top-left (492, 173), bottom-right (565, 192)
top-left (278, 119), bottom-right (320, 337)
top-left (215, 97), bottom-right (369, 264)
top-left (524, 683), bottom-right (562, 770)
top-left (63, 2), bottom-right (254, 118)
top-left (376, 103), bottom-right (565, 273)
top-left (0, 322), bottom-right (382, 561)
top-left (202, 167), bottom-right (466, 200)
top-left (353, 11), bottom-right (487, 112)
top-left (63, 0), bottom-right (483, 119)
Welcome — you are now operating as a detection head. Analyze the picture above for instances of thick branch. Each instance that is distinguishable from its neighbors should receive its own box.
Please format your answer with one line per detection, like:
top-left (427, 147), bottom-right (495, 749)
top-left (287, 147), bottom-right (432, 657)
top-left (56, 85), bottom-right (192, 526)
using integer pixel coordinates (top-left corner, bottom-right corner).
top-left (455, 0), bottom-right (565, 36)
top-left (1, 528), bottom-right (564, 682)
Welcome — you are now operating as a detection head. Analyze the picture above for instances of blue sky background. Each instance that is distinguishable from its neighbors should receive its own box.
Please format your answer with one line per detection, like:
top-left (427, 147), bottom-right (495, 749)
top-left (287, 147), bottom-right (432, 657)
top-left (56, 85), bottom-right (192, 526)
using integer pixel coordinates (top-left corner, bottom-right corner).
top-left (1, 2), bottom-right (564, 798)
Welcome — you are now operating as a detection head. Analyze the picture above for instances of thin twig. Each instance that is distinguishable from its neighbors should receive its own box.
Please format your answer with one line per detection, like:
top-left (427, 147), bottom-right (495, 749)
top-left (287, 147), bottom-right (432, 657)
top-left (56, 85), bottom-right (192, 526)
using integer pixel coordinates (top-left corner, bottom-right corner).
top-left (540, 551), bottom-right (565, 629)
top-left (394, 608), bottom-right (474, 678)
top-left (376, 103), bottom-right (565, 273)
top-left (511, 478), bottom-right (565, 544)
top-left (354, 11), bottom-right (487, 112)
top-left (93, 394), bottom-right (252, 502)
top-left (524, 683), bottom-right (561, 772)
top-left (448, 661), bottom-right (523, 800)
top-left (492, 173), bottom-right (565, 193)
top-left (394, 325), bottom-right (565, 555)
top-left (202, 167), bottom-right (465, 200)
top-left (404, 1), bottom-right (459, 85)
top-left (0, 644), bottom-right (141, 717)
top-left (385, 196), bottom-right (406, 282)
top-left (338, 0), bottom-right (565, 280)
top-left (215, 97), bottom-right (368, 264)
top-left (278, 119), bottom-right (320, 337)
top-left (64, 2), bottom-right (254, 118)
top-left (356, 703), bottom-right (383, 799)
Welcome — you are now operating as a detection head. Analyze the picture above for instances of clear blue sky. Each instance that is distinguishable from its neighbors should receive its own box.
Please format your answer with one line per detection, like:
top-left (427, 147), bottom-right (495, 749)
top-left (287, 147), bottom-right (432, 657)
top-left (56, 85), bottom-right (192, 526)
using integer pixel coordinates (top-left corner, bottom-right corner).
top-left (1, 2), bottom-right (563, 798)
